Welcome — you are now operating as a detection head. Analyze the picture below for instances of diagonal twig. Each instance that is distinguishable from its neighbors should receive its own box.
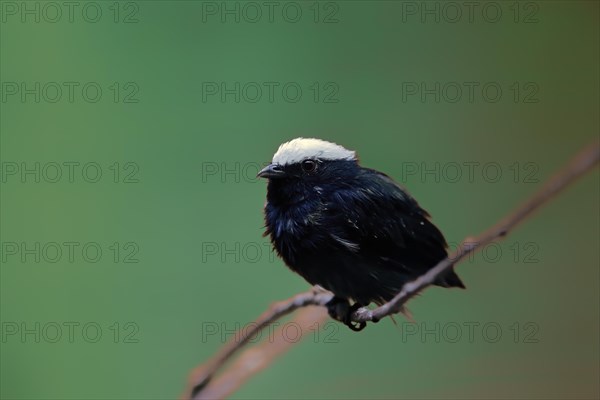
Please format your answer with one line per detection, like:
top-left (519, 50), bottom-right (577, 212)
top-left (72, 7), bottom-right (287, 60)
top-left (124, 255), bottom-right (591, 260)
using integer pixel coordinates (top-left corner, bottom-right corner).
top-left (184, 288), bottom-right (334, 398)
top-left (191, 306), bottom-right (329, 400)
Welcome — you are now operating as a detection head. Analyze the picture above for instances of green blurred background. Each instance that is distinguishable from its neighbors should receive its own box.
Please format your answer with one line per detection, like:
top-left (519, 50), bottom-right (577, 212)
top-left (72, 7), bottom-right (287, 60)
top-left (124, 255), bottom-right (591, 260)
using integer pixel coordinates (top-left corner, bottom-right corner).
top-left (1, 1), bottom-right (598, 399)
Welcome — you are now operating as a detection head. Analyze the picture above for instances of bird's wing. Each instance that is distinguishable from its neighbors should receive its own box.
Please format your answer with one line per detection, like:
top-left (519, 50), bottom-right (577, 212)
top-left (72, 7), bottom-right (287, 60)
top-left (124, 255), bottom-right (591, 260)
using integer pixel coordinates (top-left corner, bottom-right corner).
top-left (324, 169), bottom-right (448, 274)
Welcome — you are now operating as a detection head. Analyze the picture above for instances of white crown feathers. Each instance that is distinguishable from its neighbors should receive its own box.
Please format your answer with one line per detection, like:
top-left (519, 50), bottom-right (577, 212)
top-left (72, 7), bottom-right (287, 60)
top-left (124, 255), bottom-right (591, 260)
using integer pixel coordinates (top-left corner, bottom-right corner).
top-left (272, 138), bottom-right (356, 165)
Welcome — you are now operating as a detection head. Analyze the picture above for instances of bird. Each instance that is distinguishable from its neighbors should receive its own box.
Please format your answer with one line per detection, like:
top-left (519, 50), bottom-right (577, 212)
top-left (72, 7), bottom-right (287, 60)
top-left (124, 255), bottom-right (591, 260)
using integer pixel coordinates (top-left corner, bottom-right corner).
top-left (257, 138), bottom-right (465, 330)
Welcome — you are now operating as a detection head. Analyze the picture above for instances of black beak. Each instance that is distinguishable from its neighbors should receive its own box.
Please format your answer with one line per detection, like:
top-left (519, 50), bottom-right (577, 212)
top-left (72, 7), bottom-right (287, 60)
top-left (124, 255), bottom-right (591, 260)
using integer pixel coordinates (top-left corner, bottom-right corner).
top-left (257, 163), bottom-right (285, 179)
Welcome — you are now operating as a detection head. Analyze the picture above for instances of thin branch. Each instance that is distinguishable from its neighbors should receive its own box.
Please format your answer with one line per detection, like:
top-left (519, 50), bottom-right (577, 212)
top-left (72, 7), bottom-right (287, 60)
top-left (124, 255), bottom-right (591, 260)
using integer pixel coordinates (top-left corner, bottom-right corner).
top-left (184, 287), bottom-right (334, 398)
top-left (192, 307), bottom-right (328, 400)
top-left (186, 139), bottom-right (599, 399)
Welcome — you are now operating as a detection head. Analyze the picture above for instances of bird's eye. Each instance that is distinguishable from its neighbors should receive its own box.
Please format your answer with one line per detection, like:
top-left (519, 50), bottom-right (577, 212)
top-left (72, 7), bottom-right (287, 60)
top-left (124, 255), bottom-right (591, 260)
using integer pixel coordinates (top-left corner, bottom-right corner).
top-left (301, 159), bottom-right (317, 173)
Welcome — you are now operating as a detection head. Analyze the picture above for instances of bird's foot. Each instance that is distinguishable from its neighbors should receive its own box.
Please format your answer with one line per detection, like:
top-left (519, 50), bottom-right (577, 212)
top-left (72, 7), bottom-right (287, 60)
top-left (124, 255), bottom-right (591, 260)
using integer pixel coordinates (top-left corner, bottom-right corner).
top-left (325, 297), bottom-right (367, 332)
top-left (325, 296), bottom-right (350, 322)
top-left (344, 303), bottom-right (367, 332)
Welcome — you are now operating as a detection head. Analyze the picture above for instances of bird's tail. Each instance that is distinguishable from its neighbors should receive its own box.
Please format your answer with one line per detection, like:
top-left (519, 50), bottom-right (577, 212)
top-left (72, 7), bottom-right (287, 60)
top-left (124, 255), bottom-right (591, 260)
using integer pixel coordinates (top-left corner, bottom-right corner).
top-left (435, 266), bottom-right (466, 289)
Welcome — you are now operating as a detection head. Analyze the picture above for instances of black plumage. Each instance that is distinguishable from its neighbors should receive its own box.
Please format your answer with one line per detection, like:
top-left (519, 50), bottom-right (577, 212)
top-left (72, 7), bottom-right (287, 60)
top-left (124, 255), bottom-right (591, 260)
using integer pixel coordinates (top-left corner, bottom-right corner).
top-left (258, 139), bottom-right (464, 326)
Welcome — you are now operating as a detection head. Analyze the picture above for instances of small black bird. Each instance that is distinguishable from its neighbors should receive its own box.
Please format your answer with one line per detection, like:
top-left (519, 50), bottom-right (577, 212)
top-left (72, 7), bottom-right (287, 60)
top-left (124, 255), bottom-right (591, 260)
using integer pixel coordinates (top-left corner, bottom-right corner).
top-left (258, 138), bottom-right (464, 330)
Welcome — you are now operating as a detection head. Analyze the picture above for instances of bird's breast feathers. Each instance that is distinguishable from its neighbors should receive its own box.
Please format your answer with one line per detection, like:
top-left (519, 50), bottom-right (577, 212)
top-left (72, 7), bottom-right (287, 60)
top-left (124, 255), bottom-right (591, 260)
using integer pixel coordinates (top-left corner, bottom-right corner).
top-left (265, 194), bottom-right (368, 263)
